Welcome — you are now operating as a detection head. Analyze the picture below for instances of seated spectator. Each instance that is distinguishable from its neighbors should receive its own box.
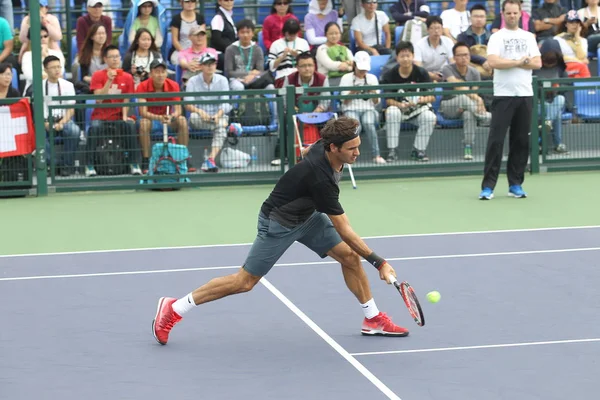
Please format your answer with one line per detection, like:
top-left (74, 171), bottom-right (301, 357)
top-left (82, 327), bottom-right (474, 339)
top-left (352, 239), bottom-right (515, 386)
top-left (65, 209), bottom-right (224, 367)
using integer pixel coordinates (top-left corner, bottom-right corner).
top-left (128, 0), bottom-right (164, 49)
top-left (168, 0), bottom-right (205, 66)
top-left (534, 50), bottom-right (568, 153)
top-left (87, 45), bottom-right (141, 177)
top-left (390, 0), bottom-right (430, 26)
top-left (554, 10), bottom-right (591, 77)
top-left (304, 0), bottom-right (343, 47)
top-left (491, 0), bottom-right (534, 33)
top-left (0, 0), bottom-right (12, 32)
top-left (414, 16), bottom-right (454, 81)
top-left (268, 18), bottom-right (310, 80)
top-left (123, 28), bottom-right (163, 88)
top-left (18, 0), bottom-right (62, 64)
top-left (339, 51), bottom-right (385, 164)
top-left (76, 0), bottom-right (113, 53)
top-left (0, 16), bottom-right (17, 71)
top-left (179, 25), bottom-right (218, 82)
top-left (439, 43), bottom-right (491, 160)
top-left (578, 0), bottom-right (600, 53)
top-left (275, 52), bottom-right (331, 114)
top-left (75, 23), bottom-right (107, 94)
top-left (137, 59), bottom-right (193, 173)
top-left (184, 53), bottom-right (232, 173)
top-left (457, 5), bottom-right (493, 78)
top-left (0, 62), bottom-right (19, 98)
top-left (316, 22), bottom-right (354, 86)
top-left (440, 0), bottom-right (470, 42)
top-left (22, 26), bottom-right (65, 95)
top-left (381, 41), bottom-right (436, 162)
top-left (210, 0), bottom-right (238, 70)
top-left (262, 0), bottom-right (301, 51)
top-left (533, 0), bottom-right (567, 43)
top-left (42, 55), bottom-right (82, 177)
top-left (225, 19), bottom-right (274, 91)
top-left (351, 0), bottom-right (392, 55)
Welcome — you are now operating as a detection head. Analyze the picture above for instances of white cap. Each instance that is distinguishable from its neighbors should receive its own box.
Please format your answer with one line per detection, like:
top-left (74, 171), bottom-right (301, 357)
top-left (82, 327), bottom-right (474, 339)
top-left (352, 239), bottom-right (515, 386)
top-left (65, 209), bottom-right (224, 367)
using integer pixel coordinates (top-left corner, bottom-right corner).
top-left (87, 0), bottom-right (107, 7)
top-left (354, 51), bottom-right (371, 71)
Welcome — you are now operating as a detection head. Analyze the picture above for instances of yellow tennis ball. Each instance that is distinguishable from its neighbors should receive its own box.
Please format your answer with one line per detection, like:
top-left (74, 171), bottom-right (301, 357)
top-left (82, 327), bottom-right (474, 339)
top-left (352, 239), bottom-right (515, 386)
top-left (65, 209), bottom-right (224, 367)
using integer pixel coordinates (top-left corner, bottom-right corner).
top-left (426, 291), bottom-right (441, 303)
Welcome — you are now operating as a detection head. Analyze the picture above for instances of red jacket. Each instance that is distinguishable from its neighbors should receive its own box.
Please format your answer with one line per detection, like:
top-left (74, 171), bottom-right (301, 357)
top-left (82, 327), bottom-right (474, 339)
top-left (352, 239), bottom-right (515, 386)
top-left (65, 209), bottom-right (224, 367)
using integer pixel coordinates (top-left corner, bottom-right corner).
top-left (262, 13), bottom-right (300, 52)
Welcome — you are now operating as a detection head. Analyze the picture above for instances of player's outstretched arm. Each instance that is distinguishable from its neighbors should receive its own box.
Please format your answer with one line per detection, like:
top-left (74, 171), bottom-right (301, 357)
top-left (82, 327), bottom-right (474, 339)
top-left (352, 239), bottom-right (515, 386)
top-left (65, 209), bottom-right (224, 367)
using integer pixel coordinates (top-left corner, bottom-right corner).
top-left (328, 213), bottom-right (397, 283)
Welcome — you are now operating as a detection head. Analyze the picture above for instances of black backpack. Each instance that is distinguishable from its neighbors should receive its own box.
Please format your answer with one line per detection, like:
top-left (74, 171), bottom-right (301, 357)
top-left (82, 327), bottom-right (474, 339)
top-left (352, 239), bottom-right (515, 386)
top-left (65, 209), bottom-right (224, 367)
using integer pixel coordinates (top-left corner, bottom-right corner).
top-left (231, 95), bottom-right (271, 127)
top-left (95, 139), bottom-right (128, 175)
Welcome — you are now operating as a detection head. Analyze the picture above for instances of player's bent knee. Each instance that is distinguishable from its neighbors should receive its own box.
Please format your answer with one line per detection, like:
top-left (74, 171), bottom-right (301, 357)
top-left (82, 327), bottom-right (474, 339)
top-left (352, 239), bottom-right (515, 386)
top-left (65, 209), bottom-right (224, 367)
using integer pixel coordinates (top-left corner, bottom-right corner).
top-left (235, 269), bottom-right (261, 293)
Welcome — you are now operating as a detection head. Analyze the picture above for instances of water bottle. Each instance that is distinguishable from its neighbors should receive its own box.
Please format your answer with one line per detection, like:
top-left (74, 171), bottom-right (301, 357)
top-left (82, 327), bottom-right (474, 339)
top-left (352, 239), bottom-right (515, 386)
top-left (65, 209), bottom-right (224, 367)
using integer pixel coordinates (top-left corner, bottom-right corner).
top-left (251, 145), bottom-right (258, 165)
top-left (203, 147), bottom-right (208, 161)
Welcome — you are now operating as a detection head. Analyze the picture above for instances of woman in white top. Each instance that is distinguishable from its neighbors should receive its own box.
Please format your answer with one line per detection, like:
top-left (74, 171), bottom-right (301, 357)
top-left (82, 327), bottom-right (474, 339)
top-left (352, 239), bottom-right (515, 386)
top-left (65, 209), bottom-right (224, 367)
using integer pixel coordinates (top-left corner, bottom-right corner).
top-left (18, 0), bottom-right (62, 63)
top-left (123, 28), bottom-right (163, 88)
top-left (578, 0), bottom-right (600, 53)
top-left (339, 51), bottom-right (385, 164)
top-left (554, 10), bottom-right (591, 78)
top-left (22, 26), bottom-right (65, 95)
top-left (316, 22), bottom-right (354, 86)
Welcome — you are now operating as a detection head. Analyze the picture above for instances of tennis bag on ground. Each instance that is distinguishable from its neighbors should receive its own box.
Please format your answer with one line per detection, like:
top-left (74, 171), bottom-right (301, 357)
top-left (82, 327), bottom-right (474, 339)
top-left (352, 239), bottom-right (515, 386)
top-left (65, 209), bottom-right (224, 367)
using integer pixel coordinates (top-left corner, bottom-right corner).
top-left (147, 142), bottom-right (190, 183)
top-left (230, 95), bottom-right (271, 126)
top-left (219, 147), bottom-right (250, 168)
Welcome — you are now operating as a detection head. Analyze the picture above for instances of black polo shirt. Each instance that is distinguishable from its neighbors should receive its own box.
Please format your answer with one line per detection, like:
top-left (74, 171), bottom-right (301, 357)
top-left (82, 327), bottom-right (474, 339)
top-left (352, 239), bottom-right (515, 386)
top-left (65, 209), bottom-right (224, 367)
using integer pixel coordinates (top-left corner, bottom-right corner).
top-left (380, 64), bottom-right (431, 102)
top-left (260, 140), bottom-right (344, 227)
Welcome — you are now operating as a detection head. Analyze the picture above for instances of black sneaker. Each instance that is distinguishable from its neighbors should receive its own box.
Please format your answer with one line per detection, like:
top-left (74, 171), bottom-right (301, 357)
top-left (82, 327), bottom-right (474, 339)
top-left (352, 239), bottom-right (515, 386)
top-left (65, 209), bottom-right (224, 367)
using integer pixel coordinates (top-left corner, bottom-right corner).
top-left (386, 148), bottom-right (398, 162)
top-left (411, 149), bottom-right (429, 162)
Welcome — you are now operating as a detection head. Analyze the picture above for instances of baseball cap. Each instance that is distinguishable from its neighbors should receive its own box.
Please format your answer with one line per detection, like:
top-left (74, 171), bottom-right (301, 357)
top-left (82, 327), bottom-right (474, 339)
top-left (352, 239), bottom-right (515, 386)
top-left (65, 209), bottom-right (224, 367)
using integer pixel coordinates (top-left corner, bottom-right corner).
top-left (150, 58), bottom-right (168, 70)
top-left (566, 9), bottom-right (581, 23)
top-left (199, 52), bottom-right (217, 64)
top-left (87, 0), bottom-right (106, 7)
top-left (354, 51), bottom-right (371, 71)
top-left (189, 25), bottom-right (207, 36)
top-left (39, 0), bottom-right (49, 7)
top-left (361, 0), bottom-right (377, 3)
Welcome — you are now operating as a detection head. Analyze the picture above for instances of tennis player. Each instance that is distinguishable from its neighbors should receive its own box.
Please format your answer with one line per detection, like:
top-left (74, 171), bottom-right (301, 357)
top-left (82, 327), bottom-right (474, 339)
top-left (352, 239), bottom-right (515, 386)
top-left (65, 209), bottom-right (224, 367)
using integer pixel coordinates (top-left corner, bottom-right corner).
top-left (153, 117), bottom-right (409, 345)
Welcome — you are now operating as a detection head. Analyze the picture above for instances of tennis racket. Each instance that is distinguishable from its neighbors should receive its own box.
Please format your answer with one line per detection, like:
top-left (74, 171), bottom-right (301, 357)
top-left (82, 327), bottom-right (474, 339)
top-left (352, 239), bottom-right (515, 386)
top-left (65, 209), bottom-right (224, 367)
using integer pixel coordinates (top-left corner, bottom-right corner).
top-left (389, 275), bottom-right (425, 327)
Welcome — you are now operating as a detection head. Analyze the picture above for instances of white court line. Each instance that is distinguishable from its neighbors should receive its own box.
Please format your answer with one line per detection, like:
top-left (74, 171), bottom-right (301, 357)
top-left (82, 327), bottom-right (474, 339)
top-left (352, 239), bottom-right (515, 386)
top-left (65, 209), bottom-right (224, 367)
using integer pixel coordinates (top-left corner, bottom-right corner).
top-left (1, 225), bottom-right (599, 258)
top-left (1, 246), bottom-right (600, 282)
top-left (260, 278), bottom-right (402, 400)
top-left (350, 338), bottom-right (600, 357)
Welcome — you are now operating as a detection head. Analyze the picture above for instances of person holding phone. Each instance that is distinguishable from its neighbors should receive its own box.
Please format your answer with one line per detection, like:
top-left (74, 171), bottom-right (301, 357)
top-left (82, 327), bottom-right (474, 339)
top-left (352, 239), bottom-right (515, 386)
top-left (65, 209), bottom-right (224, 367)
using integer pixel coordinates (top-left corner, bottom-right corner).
top-left (578, 0), bottom-right (600, 53)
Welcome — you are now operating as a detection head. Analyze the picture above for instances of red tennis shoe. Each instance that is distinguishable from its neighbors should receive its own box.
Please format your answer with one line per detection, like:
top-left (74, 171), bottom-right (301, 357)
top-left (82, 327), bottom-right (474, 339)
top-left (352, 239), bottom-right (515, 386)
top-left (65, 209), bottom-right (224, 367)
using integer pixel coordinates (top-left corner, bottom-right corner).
top-left (361, 312), bottom-right (409, 337)
top-left (152, 297), bottom-right (182, 345)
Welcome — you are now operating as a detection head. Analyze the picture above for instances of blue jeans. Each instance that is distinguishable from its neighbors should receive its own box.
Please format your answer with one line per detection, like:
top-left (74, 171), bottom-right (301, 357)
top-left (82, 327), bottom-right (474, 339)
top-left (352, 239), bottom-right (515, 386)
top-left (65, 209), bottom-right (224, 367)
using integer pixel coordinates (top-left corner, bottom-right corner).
top-left (46, 120), bottom-right (81, 167)
top-left (544, 95), bottom-right (565, 146)
top-left (344, 109), bottom-right (381, 157)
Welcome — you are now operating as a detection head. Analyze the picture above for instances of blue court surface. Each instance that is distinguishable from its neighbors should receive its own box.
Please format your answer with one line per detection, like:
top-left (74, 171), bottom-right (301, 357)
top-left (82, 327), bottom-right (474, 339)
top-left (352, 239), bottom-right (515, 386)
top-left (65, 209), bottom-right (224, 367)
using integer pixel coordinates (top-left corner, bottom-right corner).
top-left (2, 226), bottom-right (600, 400)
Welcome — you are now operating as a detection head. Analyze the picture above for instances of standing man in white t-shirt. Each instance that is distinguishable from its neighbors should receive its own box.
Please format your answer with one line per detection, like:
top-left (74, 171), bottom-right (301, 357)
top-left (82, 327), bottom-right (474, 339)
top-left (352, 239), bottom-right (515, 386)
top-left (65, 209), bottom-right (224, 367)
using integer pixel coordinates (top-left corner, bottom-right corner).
top-left (479, 0), bottom-right (541, 200)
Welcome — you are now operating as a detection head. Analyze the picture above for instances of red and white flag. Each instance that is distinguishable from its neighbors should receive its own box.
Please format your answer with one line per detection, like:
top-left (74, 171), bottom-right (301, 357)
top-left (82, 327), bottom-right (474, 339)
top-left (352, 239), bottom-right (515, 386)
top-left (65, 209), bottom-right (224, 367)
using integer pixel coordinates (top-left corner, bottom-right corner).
top-left (0, 98), bottom-right (35, 158)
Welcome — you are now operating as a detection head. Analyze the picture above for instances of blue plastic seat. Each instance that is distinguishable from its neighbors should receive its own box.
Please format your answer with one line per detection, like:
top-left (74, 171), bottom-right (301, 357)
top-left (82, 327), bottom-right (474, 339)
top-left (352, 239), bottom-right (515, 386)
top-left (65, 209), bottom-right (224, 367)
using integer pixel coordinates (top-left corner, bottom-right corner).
top-left (433, 87), bottom-right (464, 129)
top-left (369, 55), bottom-right (389, 79)
top-left (573, 81), bottom-right (600, 121)
top-left (394, 26), bottom-right (404, 45)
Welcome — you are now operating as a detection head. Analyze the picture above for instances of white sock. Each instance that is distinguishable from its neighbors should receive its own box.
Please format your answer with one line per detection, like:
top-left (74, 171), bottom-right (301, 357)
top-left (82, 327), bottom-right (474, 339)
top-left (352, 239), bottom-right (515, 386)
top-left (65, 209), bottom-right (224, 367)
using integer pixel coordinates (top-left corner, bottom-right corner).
top-left (361, 298), bottom-right (380, 319)
top-left (172, 293), bottom-right (196, 316)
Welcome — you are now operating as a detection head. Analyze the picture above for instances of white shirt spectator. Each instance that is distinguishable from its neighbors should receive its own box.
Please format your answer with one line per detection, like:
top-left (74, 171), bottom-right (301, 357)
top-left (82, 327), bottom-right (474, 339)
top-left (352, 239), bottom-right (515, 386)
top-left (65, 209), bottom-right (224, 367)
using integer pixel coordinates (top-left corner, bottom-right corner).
top-left (414, 35), bottom-right (454, 72)
top-left (351, 10), bottom-right (389, 47)
top-left (42, 78), bottom-right (76, 120)
top-left (554, 35), bottom-right (588, 60)
top-left (339, 71), bottom-right (379, 111)
top-left (268, 36), bottom-right (311, 79)
top-left (440, 8), bottom-right (470, 39)
top-left (487, 28), bottom-right (540, 97)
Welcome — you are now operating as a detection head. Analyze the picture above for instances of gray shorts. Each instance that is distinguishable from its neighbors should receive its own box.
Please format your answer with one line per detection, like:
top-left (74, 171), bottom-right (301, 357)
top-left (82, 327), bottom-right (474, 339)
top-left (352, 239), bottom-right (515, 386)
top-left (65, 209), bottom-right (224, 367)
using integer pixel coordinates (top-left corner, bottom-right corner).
top-left (242, 211), bottom-right (343, 277)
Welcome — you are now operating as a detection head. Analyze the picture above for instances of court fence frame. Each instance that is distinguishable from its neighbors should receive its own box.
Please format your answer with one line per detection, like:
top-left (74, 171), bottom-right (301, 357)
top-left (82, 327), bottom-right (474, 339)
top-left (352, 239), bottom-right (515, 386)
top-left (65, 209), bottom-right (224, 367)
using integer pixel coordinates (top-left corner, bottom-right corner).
top-left (1, 77), bottom-right (600, 197)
